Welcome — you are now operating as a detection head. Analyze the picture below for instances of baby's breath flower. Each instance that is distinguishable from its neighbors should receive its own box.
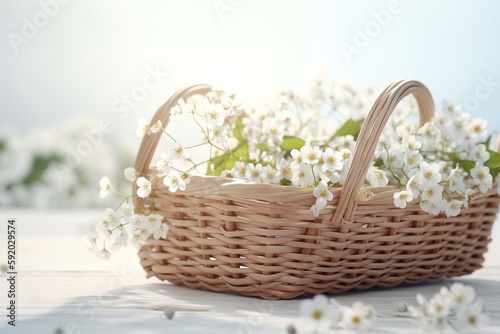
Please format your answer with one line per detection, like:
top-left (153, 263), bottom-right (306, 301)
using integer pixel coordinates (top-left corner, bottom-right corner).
top-left (419, 161), bottom-right (442, 189)
top-left (154, 223), bottom-right (169, 240)
top-left (150, 120), bottom-right (163, 134)
top-left (300, 294), bottom-right (340, 331)
top-left (261, 165), bottom-right (280, 184)
top-left (163, 172), bottom-right (186, 192)
top-left (136, 177), bottom-right (152, 198)
top-left (340, 301), bottom-right (375, 332)
top-left (457, 300), bottom-right (488, 333)
top-left (444, 199), bottom-right (463, 217)
top-left (136, 117), bottom-right (149, 137)
top-left (99, 176), bottom-right (112, 198)
top-left (123, 167), bottom-right (137, 182)
top-left (301, 145), bottom-right (322, 165)
top-left (170, 143), bottom-right (185, 160)
top-left (366, 167), bottom-right (388, 187)
top-left (156, 152), bottom-right (171, 174)
top-left (246, 163), bottom-right (263, 183)
top-left (393, 190), bottom-right (413, 209)
top-left (470, 162), bottom-right (492, 193)
top-left (313, 180), bottom-right (333, 209)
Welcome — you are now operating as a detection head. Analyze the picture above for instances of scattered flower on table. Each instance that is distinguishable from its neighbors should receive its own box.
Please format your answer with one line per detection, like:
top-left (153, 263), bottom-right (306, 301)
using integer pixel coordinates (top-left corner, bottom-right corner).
top-left (288, 283), bottom-right (488, 333)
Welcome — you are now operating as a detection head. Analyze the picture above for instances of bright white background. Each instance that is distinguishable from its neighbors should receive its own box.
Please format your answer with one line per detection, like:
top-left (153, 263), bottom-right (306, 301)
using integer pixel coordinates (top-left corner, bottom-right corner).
top-left (1, 0), bottom-right (500, 134)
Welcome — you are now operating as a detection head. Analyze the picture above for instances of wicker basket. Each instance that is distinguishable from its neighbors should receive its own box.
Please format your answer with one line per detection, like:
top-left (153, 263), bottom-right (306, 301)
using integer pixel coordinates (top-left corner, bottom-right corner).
top-left (133, 80), bottom-right (500, 300)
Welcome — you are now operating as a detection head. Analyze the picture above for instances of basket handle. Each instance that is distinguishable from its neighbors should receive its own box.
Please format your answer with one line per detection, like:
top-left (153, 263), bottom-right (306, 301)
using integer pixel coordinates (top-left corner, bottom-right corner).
top-left (330, 79), bottom-right (435, 226)
top-left (133, 84), bottom-right (212, 206)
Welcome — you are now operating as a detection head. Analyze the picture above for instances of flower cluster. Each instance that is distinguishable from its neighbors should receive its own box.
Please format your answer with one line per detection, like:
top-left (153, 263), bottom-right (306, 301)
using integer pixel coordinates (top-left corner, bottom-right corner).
top-left (375, 100), bottom-right (499, 216)
top-left (288, 294), bottom-right (375, 333)
top-left (0, 119), bottom-right (133, 208)
top-left (84, 176), bottom-right (168, 259)
top-left (288, 283), bottom-right (488, 333)
top-left (402, 282), bottom-right (489, 333)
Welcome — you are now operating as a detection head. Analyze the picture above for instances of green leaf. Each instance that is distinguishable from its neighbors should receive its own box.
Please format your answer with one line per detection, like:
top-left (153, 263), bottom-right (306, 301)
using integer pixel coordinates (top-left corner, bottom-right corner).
top-left (328, 118), bottom-right (364, 142)
top-left (232, 120), bottom-right (245, 143)
top-left (206, 142), bottom-right (249, 176)
top-left (0, 139), bottom-right (5, 153)
top-left (486, 149), bottom-right (500, 179)
top-left (483, 135), bottom-right (492, 149)
top-left (282, 135), bottom-right (305, 152)
top-left (456, 159), bottom-right (476, 174)
top-left (22, 154), bottom-right (61, 186)
top-left (256, 143), bottom-right (269, 152)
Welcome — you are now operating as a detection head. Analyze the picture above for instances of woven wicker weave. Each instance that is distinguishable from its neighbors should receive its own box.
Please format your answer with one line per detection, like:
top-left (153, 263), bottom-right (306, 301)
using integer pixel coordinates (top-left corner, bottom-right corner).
top-left (133, 80), bottom-right (500, 300)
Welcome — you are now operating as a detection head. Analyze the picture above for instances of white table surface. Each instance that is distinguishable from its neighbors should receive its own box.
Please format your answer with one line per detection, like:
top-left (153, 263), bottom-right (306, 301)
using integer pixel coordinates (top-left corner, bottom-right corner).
top-left (1, 209), bottom-right (499, 334)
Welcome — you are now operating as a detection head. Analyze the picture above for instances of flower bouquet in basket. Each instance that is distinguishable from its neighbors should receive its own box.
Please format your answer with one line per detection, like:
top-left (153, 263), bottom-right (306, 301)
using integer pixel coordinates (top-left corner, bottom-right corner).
top-left (86, 77), bottom-right (500, 300)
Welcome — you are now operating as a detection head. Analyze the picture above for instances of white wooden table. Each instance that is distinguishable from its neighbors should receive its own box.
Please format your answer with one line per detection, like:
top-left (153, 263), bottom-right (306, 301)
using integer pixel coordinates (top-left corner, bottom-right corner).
top-left (1, 209), bottom-right (499, 333)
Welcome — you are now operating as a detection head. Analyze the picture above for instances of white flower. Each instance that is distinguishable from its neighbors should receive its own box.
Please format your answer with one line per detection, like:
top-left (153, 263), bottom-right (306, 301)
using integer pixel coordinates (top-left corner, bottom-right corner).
top-left (261, 165), bottom-right (280, 184)
top-left (209, 125), bottom-right (228, 144)
top-left (313, 180), bottom-right (333, 209)
top-left (340, 301), bottom-right (375, 332)
top-left (83, 236), bottom-right (97, 251)
top-left (154, 223), bottom-right (169, 240)
top-left (136, 177), bottom-right (152, 198)
top-left (404, 151), bottom-right (423, 170)
top-left (99, 176), bottom-right (112, 198)
top-left (470, 163), bottom-right (492, 193)
top-left (440, 283), bottom-right (476, 308)
top-left (463, 188), bottom-right (476, 208)
top-left (156, 152), bottom-right (171, 174)
top-left (205, 103), bottom-right (227, 127)
top-left (150, 120), bottom-right (163, 134)
top-left (407, 172), bottom-right (423, 197)
top-left (421, 184), bottom-right (444, 202)
top-left (404, 135), bottom-right (422, 151)
top-left (456, 300), bottom-right (488, 333)
top-left (277, 158), bottom-right (293, 181)
top-left (443, 99), bottom-right (461, 112)
top-left (419, 161), bottom-right (442, 189)
top-left (232, 161), bottom-right (248, 179)
top-left (444, 199), bottom-right (463, 217)
top-left (366, 167), bottom-right (388, 187)
top-left (143, 213), bottom-right (163, 233)
top-left (470, 118), bottom-right (487, 136)
top-left (300, 294), bottom-right (339, 331)
top-left (393, 190), bottom-right (413, 209)
top-left (448, 168), bottom-right (466, 192)
top-left (310, 204), bottom-right (321, 217)
top-left (330, 135), bottom-right (356, 152)
top-left (94, 236), bottom-right (112, 260)
top-left (290, 148), bottom-right (302, 164)
top-left (322, 147), bottom-right (343, 171)
top-left (123, 167), bottom-right (137, 182)
top-left (170, 143), bottom-right (185, 160)
top-left (292, 163), bottom-right (315, 187)
top-left (163, 172), bottom-right (186, 192)
top-left (470, 144), bottom-right (490, 163)
top-left (301, 145), bottom-right (322, 165)
top-left (246, 163), bottom-right (263, 182)
top-left (136, 117), bottom-right (149, 137)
